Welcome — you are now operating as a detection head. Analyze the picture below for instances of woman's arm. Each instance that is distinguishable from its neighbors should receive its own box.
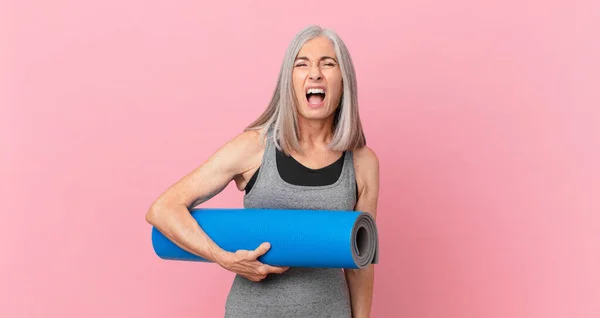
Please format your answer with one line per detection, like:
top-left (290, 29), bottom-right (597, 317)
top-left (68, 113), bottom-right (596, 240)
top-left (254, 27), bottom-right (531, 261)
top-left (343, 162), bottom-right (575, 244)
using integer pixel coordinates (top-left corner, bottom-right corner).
top-left (145, 130), bottom-right (289, 281)
top-left (346, 146), bottom-right (380, 318)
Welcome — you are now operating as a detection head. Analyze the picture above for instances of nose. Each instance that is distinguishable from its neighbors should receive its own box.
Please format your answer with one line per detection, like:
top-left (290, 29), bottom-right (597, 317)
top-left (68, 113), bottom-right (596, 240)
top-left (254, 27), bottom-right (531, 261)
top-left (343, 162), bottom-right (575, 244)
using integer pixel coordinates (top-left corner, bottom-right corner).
top-left (308, 64), bottom-right (322, 81)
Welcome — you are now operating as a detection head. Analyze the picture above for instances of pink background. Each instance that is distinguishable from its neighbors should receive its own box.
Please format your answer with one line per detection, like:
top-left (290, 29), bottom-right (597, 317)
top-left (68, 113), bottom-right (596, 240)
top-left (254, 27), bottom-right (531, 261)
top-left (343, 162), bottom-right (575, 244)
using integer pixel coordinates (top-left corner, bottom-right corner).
top-left (2, 0), bottom-right (599, 317)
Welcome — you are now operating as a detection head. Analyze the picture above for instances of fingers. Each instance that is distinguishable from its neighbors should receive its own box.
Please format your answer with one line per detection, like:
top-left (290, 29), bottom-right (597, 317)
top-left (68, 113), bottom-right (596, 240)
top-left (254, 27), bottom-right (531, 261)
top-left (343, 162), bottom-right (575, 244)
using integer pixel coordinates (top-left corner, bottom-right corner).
top-left (247, 274), bottom-right (266, 282)
top-left (258, 263), bottom-right (289, 275)
top-left (250, 242), bottom-right (271, 258)
top-left (266, 265), bottom-right (290, 274)
top-left (230, 242), bottom-right (291, 282)
top-left (251, 243), bottom-right (289, 274)
top-left (246, 265), bottom-right (289, 282)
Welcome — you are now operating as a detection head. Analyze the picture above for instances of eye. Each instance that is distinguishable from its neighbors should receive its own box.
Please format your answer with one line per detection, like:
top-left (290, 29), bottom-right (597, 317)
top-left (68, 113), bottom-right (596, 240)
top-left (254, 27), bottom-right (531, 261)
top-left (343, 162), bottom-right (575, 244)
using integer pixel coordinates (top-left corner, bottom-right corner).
top-left (294, 63), bottom-right (307, 67)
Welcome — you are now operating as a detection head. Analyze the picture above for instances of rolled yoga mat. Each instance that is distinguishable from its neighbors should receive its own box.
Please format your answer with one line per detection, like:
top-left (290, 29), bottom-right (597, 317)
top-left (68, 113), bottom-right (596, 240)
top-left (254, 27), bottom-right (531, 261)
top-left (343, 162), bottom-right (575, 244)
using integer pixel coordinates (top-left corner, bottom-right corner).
top-left (151, 208), bottom-right (379, 269)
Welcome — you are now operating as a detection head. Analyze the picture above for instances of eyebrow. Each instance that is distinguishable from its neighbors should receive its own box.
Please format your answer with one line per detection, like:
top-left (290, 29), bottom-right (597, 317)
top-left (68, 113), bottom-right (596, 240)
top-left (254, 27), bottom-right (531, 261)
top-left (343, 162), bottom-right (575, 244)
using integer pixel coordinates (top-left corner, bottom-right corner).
top-left (295, 56), bottom-right (338, 63)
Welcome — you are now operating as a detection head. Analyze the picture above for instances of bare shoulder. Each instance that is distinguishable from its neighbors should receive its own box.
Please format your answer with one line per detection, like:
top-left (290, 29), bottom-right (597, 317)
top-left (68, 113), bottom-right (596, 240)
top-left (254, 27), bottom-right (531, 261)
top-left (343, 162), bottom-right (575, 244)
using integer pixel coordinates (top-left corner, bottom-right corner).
top-left (353, 146), bottom-right (380, 188)
top-left (352, 145), bottom-right (380, 216)
top-left (213, 129), bottom-right (265, 173)
top-left (353, 145), bottom-right (379, 171)
top-left (223, 129), bottom-right (263, 153)
top-left (223, 129), bottom-right (267, 189)
top-left (148, 129), bottom-right (266, 210)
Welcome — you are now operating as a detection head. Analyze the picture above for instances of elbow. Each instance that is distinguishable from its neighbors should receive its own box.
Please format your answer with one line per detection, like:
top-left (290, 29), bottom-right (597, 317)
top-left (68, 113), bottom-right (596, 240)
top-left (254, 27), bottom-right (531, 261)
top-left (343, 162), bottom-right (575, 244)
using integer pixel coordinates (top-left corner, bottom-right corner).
top-left (146, 196), bottom-right (190, 227)
top-left (145, 202), bottom-right (164, 226)
top-left (146, 199), bottom-right (185, 227)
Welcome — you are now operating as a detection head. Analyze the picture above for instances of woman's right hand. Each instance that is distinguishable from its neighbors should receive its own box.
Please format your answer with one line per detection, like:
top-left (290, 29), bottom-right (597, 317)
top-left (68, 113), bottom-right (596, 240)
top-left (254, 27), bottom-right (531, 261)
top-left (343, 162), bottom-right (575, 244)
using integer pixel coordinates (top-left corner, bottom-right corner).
top-left (216, 242), bottom-right (290, 282)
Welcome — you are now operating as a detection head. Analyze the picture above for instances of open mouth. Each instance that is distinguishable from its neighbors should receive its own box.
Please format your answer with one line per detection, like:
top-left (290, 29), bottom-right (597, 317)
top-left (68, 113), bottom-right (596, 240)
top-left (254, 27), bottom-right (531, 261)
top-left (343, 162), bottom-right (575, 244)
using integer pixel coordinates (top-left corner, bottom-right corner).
top-left (305, 87), bottom-right (326, 106)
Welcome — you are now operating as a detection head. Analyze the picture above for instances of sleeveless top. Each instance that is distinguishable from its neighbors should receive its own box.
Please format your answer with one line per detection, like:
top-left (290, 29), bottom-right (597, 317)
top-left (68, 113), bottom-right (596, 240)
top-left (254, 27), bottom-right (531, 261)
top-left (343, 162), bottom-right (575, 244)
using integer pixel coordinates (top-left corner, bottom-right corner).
top-left (244, 139), bottom-right (359, 200)
top-left (224, 130), bottom-right (357, 317)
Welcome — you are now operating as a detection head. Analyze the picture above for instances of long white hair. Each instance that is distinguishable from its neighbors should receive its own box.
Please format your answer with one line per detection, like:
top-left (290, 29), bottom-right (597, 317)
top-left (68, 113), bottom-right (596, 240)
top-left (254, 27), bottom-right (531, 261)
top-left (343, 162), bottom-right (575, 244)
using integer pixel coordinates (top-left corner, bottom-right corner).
top-left (245, 25), bottom-right (366, 154)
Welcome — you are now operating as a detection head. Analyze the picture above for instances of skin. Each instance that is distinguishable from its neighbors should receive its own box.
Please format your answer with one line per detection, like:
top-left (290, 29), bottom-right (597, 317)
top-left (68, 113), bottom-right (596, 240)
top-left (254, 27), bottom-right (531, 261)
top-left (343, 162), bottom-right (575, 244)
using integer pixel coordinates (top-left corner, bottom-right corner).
top-left (145, 36), bottom-right (379, 317)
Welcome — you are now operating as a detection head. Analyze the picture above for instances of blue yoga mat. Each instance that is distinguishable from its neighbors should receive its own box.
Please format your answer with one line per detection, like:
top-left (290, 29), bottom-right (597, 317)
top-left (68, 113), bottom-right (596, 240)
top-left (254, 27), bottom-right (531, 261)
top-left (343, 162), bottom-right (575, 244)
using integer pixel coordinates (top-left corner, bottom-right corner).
top-left (151, 208), bottom-right (379, 269)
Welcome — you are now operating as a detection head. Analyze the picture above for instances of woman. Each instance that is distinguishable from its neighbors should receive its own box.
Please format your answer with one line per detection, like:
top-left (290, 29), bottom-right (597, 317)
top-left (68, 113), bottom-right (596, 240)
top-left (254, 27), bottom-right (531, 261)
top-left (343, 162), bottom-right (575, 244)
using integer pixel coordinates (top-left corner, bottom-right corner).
top-left (146, 25), bottom-right (380, 317)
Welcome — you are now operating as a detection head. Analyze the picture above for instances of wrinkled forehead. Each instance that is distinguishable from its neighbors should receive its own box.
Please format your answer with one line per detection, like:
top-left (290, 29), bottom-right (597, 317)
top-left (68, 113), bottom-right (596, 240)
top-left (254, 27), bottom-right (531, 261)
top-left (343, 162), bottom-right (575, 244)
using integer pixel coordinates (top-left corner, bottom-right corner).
top-left (295, 36), bottom-right (337, 61)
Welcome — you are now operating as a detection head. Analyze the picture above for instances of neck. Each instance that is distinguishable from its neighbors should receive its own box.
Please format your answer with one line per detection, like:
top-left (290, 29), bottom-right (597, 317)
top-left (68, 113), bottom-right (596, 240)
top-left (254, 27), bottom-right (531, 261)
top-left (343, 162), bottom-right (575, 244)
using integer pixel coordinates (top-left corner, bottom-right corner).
top-left (296, 115), bottom-right (335, 150)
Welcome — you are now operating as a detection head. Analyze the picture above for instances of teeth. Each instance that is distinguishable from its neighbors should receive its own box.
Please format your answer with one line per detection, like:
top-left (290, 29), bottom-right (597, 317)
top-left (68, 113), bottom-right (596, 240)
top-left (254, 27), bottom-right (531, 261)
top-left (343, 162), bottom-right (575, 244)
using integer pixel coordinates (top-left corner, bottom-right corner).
top-left (306, 88), bottom-right (325, 94)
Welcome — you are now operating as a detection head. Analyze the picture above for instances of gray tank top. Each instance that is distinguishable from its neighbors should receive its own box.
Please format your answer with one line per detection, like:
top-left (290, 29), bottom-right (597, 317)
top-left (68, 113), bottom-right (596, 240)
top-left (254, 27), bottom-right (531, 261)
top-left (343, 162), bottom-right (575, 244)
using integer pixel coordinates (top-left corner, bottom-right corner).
top-left (224, 129), bottom-right (357, 317)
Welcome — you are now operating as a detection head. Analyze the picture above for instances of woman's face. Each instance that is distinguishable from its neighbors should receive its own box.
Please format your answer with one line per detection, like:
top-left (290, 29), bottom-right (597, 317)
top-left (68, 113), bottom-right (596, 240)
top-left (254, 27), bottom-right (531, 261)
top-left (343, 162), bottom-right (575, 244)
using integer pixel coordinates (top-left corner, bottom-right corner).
top-left (292, 36), bottom-right (343, 121)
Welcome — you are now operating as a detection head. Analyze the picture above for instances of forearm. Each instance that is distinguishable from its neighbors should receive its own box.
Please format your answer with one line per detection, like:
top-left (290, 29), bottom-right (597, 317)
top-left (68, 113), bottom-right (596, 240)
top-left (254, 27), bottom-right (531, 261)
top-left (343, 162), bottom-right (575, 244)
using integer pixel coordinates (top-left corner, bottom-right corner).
top-left (345, 265), bottom-right (375, 318)
top-left (146, 203), bottom-right (225, 263)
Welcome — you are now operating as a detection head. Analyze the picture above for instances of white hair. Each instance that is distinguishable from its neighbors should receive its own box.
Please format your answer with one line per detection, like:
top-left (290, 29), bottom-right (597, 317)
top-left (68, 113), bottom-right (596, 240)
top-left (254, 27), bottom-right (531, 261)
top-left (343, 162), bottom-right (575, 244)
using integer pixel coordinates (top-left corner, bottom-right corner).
top-left (246, 25), bottom-right (366, 154)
